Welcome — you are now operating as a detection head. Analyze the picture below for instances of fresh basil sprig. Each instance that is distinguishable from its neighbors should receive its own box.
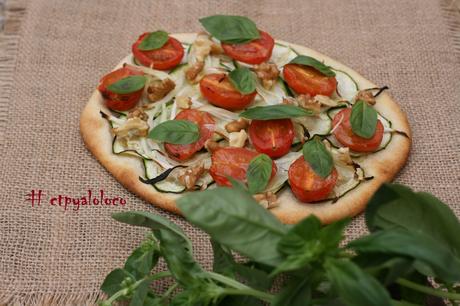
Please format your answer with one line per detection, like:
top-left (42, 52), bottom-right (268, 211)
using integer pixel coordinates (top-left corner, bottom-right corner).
top-left (289, 55), bottom-right (336, 77)
top-left (247, 154), bottom-right (273, 194)
top-left (99, 183), bottom-right (460, 306)
top-left (199, 15), bottom-right (260, 44)
top-left (228, 67), bottom-right (256, 94)
top-left (302, 137), bottom-right (334, 178)
top-left (107, 75), bottom-right (146, 94)
top-left (350, 100), bottom-right (378, 139)
top-left (148, 120), bottom-right (200, 144)
top-left (138, 30), bottom-right (169, 51)
top-left (240, 105), bottom-right (314, 120)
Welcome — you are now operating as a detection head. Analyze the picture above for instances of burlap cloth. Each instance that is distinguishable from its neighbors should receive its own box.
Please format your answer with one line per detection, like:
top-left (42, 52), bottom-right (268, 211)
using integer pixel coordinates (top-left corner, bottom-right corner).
top-left (0, 0), bottom-right (459, 304)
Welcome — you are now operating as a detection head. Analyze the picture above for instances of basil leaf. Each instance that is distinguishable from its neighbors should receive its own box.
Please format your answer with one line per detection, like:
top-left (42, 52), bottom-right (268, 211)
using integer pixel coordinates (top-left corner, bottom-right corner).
top-left (240, 105), bottom-right (313, 120)
top-left (107, 75), bottom-right (146, 94)
top-left (177, 185), bottom-right (287, 267)
top-left (289, 55), bottom-right (336, 77)
top-left (349, 228), bottom-right (460, 283)
top-left (199, 15), bottom-right (260, 44)
top-left (211, 239), bottom-right (236, 277)
top-left (271, 277), bottom-right (311, 306)
top-left (228, 67), bottom-right (256, 94)
top-left (100, 268), bottom-right (134, 297)
top-left (124, 241), bottom-right (159, 278)
top-left (365, 184), bottom-right (460, 257)
top-left (350, 100), bottom-right (378, 139)
top-left (138, 30), bottom-right (169, 51)
top-left (148, 120), bottom-right (200, 144)
top-left (247, 154), bottom-right (273, 194)
top-left (325, 258), bottom-right (392, 306)
top-left (129, 279), bottom-right (151, 306)
top-left (302, 137), bottom-right (333, 178)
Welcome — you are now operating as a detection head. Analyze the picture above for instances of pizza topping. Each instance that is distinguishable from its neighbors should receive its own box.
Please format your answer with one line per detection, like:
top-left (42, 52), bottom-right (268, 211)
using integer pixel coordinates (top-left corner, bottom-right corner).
top-left (240, 104), bottom-right (313, 120)
top-left (175, 96), bottom-right (192, 110)
top-left (204, 139), bottom-right (222, 153)
top-left (185, 61), bottom-right (205, 83)
top-left (246, 153), bottom-right (273, 194)
top-left (127, 107), bottom-right (149, 121)
top-left (228, 67), bottom-right (257, 95)
top-left (225, 118), bottom-right (249, 133)
top-left (132, 33), bottom-right (184, 70)
top-left (253, 62), bottom-right (279, 89)
top-left (228, 130), bottom-right (248, 148)
top-left (147, 78), bottom-right (175, 102)
top-left (112, 117), bottom-right (149, 140)
top-left (149, 119), bottom-right (200, 145)
top-left (248, 119), bottom-right (294, 158)
top-left (199, 15), bottom-right (260, 44)
top-left (222, 31), bottom-right (275, 64)
top-left (253, 191), bottom-right (278, 209)
top-left (350, 100), bottom-right (378, 139)
top-left (283, 62), bottom-right (337, 97)
top-left (178, 163), bottom-right (206, 190)
top-left (185, 33), bottom-right (222, 83)
top-left (137, 30), bottom-right (169, 51)
top-left (354, 89), bottom-right (376, 105)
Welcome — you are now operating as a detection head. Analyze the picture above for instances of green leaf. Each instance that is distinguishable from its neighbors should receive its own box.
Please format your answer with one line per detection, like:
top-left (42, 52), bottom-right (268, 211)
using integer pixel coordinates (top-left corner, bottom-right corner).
top-left (365, 183), bottom-right (460, 257)
top-left (302, 137), bottom-right (334, 178)
top-left (107, 75), bottom-right (146, 94)
top-left (138, 31), bottom-right (169, 51)
top-left (129, 279), bottom-right (151, 306)
top-left (271, 277), bottom-right (311, 306)
top-left (349, 228), bottom-right (460, 283)
top-left (211, 239), bottom-right (236, 277)
top-left (278, 215), bottom-right (322, 255)
top-left (100, 268), bottom-right (133, 297)
top-left (289, 55), bottom-right (336, 77)
top-left (148, 120), bottom-right (200, 144)
top-left (124, 245), bottom-right (159, 278)
top-left (240, 105), bottom-right (314, 120)
top-left (325, 258), bottom-right (392, 306)
top-left (155, 228), bottom-right (205, 287)
top-left (247, 154), bottom-right (273, 194)
top-left (228, 67), bottom-right (256, 94)
top-left (350, 100), bottom-right (378, 139)
top-left (199, 15), bottom-right (260, 44)
top-left (111, 211), bottom-right (191, 247)
top-left (177, 186), bottom-right (287, 267)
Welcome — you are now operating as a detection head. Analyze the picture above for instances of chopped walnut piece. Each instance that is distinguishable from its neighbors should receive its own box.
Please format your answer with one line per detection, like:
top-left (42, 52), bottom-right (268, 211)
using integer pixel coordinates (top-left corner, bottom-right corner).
top-left (354, 90), bottom-right (376, 105)
top-left (147, 78), bottom-right (175, 102)
top-left (205, 139), bottom-right (221, 152)
top-left (210, 43), bottom-right (224, 55)
top-left (297, 94), bottom-right (321, 114)
top-left (253, 63), bottom-right (280, 89)
top-left (314, 95), bottom-right (338, 107)
top-left (282, 96), bottom-right (297, 105)
top-left (127, 107), bottom-right (148, 121)
top-left (323, 140), bottom-right (353, 166)
top-left (253, 192), bottom-right (278, 209)
top-left (225, 118), bottom-right (249, 133)
top-left (185, 61), bottom-right (205, 83)
top-left (228, 130), bottom-right (248, 148)
top-left (176, 96), bottom-right (192, 109)
top-left (112, 117), bottom-right (149, 139)
top-left (178, 164), bottom-right (206, 191)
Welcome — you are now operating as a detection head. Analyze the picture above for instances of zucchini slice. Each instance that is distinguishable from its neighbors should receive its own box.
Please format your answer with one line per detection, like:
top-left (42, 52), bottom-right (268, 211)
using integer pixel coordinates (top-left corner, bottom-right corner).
top-left (334, 69), bottom-right (359, 102)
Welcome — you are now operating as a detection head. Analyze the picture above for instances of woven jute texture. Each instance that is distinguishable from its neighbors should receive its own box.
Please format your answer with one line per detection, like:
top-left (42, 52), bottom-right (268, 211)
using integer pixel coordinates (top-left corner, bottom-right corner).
top-left (0, 0), bottom-right (459, 304)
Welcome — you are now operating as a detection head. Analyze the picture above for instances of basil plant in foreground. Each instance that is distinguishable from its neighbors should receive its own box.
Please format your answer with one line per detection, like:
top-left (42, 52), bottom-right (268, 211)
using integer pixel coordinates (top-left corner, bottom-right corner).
top-left (99, 182), bottom-right (460, 306)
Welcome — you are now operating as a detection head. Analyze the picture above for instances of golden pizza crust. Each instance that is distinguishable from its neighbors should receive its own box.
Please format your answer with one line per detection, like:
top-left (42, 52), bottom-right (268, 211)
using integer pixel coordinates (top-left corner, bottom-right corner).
top-left (80, 33), bottom-right (411, 224)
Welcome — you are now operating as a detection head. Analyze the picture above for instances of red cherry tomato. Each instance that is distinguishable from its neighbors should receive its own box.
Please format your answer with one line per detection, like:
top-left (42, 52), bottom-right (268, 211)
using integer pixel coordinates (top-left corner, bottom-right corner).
top-left (332, 108), bottom-right (384, 152)
top-left (288, 156), bottom-right (338, 203)
top-left (98, 66), bottom-right (144, 111)
top-left (222, 31), bottom-right (275, 65)
top-left (210, 147), bottom-right (277, 187)
top-left (283, 64), bottom-right (337, 97)
top-left (164, 109), bottom-right (215, 161)
top-left (200, 73), bottom-right (256, 110)
top-left (248, 119), bottom-right (294, 158)
top-left (132, 33), bottom-right (184, 70)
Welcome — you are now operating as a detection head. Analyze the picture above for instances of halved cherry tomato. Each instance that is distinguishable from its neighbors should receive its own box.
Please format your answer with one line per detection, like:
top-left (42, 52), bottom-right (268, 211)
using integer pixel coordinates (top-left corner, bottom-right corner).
top-left (164, 109), bottom-right (215, 161)
top-left (283, 64), bottom-right (337, 97)
top-left (222, 31), bottom-right (275, 65)
top-left (97, 66), bottom-right (144, 111)
top-left (200, 73), bottom-right (256, 110)
top-left (332, 108), bottom-right (384, 152)
top-left (248, 119), bottom-right (294, 158)
top-left (132, 33), bottom-right (184, 70)
top-left (210, 147), bottom-right (277, 187)
top-left (288, 156), bottom-right (338, 203)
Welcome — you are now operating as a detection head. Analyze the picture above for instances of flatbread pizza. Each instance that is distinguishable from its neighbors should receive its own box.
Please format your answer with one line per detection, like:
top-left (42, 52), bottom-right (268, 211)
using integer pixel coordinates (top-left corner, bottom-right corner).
top-left (80, 15), bottom-right (411, 224)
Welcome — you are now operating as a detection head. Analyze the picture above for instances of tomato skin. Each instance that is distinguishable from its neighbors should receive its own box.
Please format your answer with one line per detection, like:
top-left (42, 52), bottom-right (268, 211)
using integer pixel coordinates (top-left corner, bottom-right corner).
top-left (222, 31), bottom-right (275, 65)
top-left (288, 157), bottom-right (338, 203)
top-left (283, 64), bottom-right (337, 97)
top-left (200, 73), bottom-right (256, 110)
top-left (97, 66), bottom-right (144, 111)
top-left (332, 108), bottom-right (384, 152)
top-left (210, 147), bottom-right (277, 187)
top-left (248, 119), bottom-right (295, 158)
top-left (132, 33), bottom-right (184, 70)
top-left (164, 109), bottom-right (215, 161)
